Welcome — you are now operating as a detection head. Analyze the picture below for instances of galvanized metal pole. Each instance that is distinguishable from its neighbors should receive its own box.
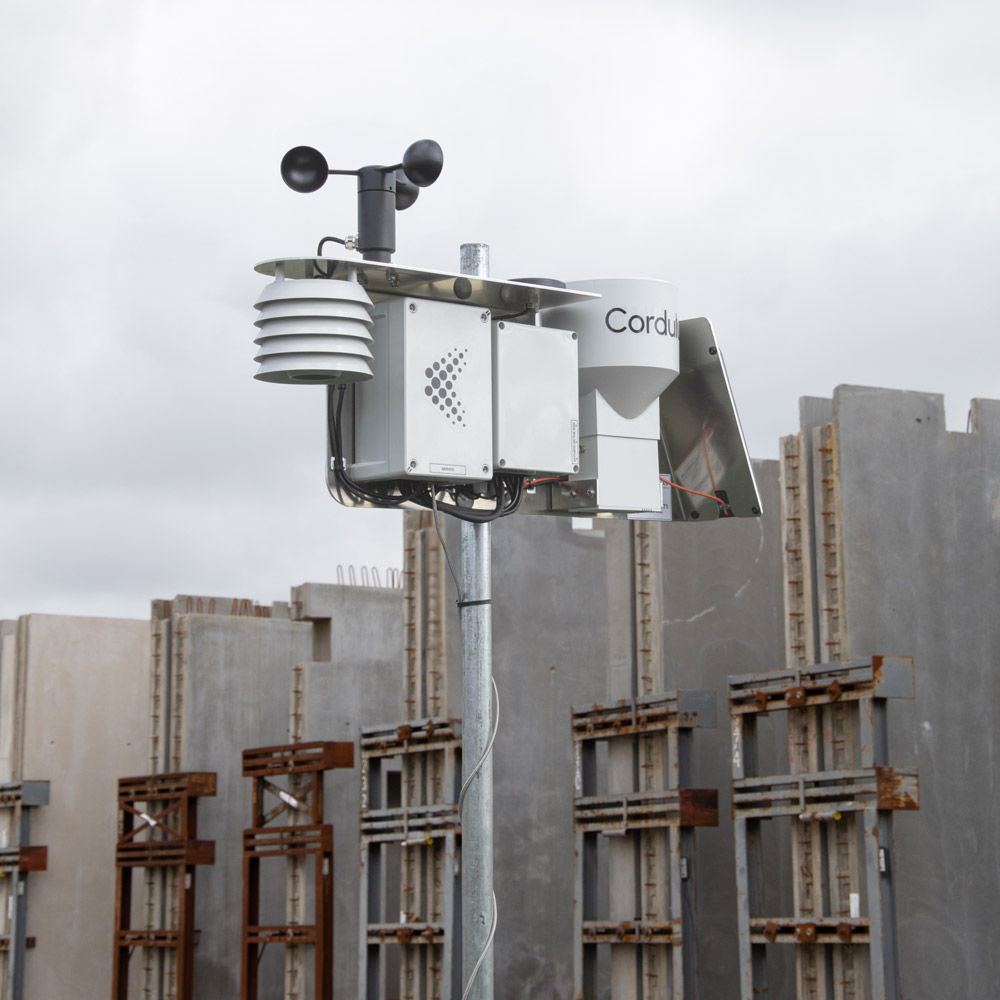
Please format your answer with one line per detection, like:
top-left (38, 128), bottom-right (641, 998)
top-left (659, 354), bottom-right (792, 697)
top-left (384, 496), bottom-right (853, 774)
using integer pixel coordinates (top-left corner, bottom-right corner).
top-left (458, 242), bottom-right (494, 1000)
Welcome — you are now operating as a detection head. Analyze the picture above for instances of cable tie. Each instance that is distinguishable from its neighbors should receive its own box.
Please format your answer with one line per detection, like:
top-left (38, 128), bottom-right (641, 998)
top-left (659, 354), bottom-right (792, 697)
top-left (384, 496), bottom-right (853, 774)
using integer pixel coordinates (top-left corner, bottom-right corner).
top-left (456, 598), bottom-right (492, 609)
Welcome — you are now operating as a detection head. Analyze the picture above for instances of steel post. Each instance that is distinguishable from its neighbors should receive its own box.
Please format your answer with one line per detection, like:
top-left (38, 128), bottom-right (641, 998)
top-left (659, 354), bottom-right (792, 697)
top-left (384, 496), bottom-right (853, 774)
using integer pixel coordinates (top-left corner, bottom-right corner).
top-left (459, 243), bottom-right (494, 1000)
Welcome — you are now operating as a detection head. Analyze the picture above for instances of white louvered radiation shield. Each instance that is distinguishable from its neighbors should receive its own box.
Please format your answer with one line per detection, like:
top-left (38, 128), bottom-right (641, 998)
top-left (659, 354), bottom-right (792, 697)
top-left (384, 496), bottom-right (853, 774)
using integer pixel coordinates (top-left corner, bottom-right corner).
top-left (253, 265), bottom-right (375, 384)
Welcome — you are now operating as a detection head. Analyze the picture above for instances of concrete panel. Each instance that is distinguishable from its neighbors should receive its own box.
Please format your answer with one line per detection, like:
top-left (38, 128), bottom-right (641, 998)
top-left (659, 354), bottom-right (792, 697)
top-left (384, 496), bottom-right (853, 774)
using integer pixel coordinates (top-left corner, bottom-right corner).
top-left (434, 483), bottom-right (783, 998)
top-left (175, 612), bottom-right (312, 1000)
top-left (485, 514), bottom-right (609, 997)
top-left (355, 513), bottom-right (612, 999)
top-left (295, 584), bottom-right (404, 997)
top-left (15, 614), bottom-right (149, 999)
top-left (656, 459), bottom-right (789, 998)
top-left (0, 620), bottom-right (18, 783)
top-left (826, 386), bottom-right (1000, 999)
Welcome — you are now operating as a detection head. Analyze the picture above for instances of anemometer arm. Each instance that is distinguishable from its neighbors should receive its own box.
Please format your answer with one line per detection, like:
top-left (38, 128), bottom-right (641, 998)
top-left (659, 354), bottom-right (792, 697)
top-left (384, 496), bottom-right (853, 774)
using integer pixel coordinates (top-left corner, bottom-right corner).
top-left (279, 139), bottom-right (444, 262)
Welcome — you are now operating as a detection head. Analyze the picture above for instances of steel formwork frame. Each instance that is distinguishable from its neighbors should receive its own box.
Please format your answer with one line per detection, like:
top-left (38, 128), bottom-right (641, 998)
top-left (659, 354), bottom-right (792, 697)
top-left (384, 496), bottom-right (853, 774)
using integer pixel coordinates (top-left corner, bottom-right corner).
top-left (240, 740), bottom-right (354, 1000)
top-left (572, 691), bottom-right (718, 1000)
top-left (359, 717), bottom-right (461, 1000)
top-left (112, 772), bottom-right (217, 1000)
top-left (0, 781), bottom-right (48, 1000)
top-left (729, 656), bottom-right (919, 1000)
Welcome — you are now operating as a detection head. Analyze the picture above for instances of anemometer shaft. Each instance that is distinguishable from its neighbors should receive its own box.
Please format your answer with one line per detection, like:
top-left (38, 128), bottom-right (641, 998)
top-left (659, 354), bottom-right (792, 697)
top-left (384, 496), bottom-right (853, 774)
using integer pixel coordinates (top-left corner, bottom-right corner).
top-left (357, 166), bottom-right (396, 262)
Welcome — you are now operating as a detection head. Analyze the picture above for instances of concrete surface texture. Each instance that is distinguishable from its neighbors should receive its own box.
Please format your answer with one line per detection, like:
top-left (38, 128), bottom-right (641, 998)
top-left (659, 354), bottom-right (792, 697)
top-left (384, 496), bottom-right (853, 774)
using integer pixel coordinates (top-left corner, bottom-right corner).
top-left (293, 582), bottom-right (405, 996)
top-left (819, 387), bottom-right (1000, 999)
top-left (0, 614), bottom-right (149, 998)
top-left (654, 460), bottom-right (788, 997)
top-left (454, 513), bottom-right (611, 995)
top-left (168, 603), bottom-right (312, 998)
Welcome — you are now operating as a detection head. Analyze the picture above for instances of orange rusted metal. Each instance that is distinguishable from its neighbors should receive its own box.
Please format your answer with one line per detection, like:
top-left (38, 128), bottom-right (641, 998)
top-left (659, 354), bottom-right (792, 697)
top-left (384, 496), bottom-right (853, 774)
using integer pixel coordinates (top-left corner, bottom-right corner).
top-left (112, 771), bottom-right (216, 1000)
top-left (240, 741), bottom-right (353, 1000)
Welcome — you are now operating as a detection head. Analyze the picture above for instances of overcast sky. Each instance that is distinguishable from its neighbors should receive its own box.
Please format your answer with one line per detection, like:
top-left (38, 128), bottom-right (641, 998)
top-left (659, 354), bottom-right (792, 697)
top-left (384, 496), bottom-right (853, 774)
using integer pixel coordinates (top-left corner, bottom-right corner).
top-left (2, 0), bottom-right (998, 621)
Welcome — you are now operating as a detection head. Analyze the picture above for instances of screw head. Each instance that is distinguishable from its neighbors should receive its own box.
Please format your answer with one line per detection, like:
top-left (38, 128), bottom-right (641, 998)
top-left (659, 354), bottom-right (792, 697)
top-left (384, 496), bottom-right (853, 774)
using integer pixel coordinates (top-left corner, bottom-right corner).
top-left (480, 311), bottom-right (489, 323)
top-left (482, 465), bottom-right (490, 474)
top-left (407, 460), bottom-right (417, 471)
top-left (409, 302), bottom-right (417, 313)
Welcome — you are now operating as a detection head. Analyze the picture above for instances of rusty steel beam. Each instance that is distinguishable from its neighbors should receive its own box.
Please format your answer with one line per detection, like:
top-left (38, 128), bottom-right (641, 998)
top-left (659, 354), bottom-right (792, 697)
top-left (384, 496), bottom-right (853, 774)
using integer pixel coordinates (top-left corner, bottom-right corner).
top-left (0, 781), bottom-right (49, 1000)
top-left (243, 740), bottom-right (354, 777)
top-left (572, 679), bottom-right (717, 1000)
top-left (239, 741), bottom-right (353, 1000)
top-left (356, 512), bottom-right (457, 1000)
top-left (574, 789), bottom-right (719, 832)
top-left (359, 717), bottom-right (461, 1000)
top-left (112, 771), bottom-right (216, 1000)
top-left (581, 921), bottom-right (681, 945)
top-left (729, 656), bottom-right (917, 1000)
top-left (751, 918), bottom-right (873, 946)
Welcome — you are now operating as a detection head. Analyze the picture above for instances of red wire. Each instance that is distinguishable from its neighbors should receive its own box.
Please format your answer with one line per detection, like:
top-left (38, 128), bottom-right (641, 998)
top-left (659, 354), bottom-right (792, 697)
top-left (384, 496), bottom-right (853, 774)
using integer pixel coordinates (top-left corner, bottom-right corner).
top-left (528, 475), bottom-right (725, 506)
top-left (660, 476), bottom-right (726, 506)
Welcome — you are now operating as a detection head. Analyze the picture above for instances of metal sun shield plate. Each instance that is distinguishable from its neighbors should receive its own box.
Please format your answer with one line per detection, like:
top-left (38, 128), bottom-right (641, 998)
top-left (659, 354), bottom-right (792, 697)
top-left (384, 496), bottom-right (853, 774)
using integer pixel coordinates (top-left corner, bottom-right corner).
top-left (254, 258), bottom-right (599, 316)
top-left (659, 317), bottom-right (762, 520)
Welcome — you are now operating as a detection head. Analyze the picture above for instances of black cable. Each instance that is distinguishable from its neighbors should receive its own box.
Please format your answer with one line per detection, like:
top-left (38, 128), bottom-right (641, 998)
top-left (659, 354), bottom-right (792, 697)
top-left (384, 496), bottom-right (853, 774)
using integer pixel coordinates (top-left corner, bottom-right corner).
top-left (327, 385), bottom-right (524, 520)
top-left (328, 386), bottom-right (419, 509)
top-left (317, 236), bottom-right (346, 253)
top-left (313, 237), bottom-right (351, 278)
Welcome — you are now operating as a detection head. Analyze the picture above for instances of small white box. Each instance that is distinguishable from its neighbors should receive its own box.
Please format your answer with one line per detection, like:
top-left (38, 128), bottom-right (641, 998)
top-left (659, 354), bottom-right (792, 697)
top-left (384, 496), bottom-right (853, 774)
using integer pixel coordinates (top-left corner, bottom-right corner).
top-left (352, 297), bottom-right (493, 482)
top-left (492, 320), bottom-right (579, 475)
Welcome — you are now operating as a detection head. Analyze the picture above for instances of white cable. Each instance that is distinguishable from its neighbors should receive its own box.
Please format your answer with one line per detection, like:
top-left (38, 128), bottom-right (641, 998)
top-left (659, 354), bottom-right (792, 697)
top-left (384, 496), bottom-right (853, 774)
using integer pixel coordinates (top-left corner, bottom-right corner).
top-left (461, 890), bottom-right (497, 1000)
top-left (458, 677), bottom-right (499, 817)
top-left (430, 491), bottom-right (463, 598)
top-left (459, 677), bottom-right (499, 1000)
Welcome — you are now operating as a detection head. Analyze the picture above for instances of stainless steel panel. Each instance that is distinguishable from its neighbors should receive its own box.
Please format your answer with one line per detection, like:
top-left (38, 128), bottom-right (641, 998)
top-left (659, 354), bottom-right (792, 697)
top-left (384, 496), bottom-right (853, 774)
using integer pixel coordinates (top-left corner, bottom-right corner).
top-left (659, 317), bottom-right (762, 521)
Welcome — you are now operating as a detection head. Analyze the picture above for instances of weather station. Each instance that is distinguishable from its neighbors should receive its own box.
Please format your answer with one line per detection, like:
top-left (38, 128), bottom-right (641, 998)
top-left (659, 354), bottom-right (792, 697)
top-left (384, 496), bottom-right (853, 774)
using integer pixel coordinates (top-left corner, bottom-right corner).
top-left (251, 138), bottom-right (761, 1000)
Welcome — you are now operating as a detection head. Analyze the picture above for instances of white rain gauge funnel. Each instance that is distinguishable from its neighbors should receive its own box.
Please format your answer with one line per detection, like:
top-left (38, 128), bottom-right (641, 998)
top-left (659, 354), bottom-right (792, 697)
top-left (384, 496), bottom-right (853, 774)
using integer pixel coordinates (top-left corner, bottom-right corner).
top-left (253, 263), bottom-right (375, 384)
top-left (542, 277), bottom-right (680, 417)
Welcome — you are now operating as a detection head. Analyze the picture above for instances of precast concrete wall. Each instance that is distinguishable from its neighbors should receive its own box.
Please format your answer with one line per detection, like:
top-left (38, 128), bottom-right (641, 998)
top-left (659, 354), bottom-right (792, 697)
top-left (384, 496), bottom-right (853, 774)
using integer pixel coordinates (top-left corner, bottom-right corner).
top-left (292, 582), bottom-right (404, 996)
top-left (0, 614), bottom-right (149, 999)
top-left (6, 385), bottom-right (995, 999)
top-left (433, 462), bottom-right (785, 1000)
top-left (165, 605), bottom-right (312, 999)
top-left (810, 387), bottom-right (1000, 999)
top-left (655, 459), bottom-right (788, 996)
top-left (467, 513), bottom-right (610, 995)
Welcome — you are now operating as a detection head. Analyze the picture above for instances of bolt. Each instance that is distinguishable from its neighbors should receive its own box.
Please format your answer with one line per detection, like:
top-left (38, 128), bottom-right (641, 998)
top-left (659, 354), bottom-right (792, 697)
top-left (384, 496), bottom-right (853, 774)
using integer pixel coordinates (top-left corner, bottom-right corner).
top-left (407, 460), bottom-right (417, 471)
top-left (481, 311), bottom-right (489, 323)
top-left (709, 346), bottom-right (718, 355)
top-left (482, 465), bottom-right (490, 474)
top-left (752, 506), bottom-right (761, 515)
top-left (409, 302), bottom-right (417, 313)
